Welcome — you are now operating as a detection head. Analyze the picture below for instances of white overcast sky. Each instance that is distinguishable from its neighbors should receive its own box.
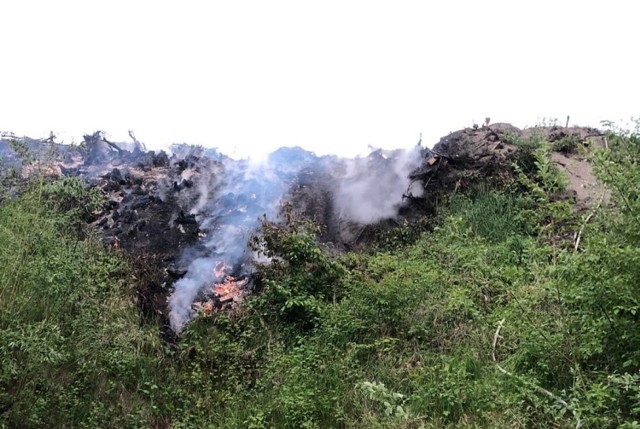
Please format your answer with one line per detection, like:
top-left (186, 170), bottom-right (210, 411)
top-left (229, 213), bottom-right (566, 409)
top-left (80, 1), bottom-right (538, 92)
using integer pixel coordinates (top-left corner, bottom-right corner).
top-left (1, 1), bottom-right (638, 157)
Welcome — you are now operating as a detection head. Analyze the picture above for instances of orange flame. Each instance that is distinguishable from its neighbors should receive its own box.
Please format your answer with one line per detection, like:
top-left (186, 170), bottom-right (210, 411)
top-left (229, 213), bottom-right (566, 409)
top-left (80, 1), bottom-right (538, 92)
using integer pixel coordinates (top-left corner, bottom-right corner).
top-left (212, 275), bottom-right (248, 303)
top-left (193, 262), bottom-right (249, 315)
top-left (193, 300), bottom-right (214, 314)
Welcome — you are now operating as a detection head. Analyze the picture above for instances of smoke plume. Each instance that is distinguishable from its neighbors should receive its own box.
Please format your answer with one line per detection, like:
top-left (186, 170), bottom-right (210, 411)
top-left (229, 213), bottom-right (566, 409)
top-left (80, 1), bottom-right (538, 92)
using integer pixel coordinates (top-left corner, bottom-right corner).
top-left (333, 146), bottom-right (422, 224)
top-left (168, 145), bottom-right (423, 332)
top-left (168, 147), bottom-right (319, 332)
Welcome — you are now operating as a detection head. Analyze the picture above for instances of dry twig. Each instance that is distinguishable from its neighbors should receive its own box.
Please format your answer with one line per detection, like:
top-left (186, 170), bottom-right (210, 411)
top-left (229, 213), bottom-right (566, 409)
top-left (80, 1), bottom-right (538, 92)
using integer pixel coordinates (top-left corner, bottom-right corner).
top-left (492, 319), bottom-right (582, 428)
top-left (574, 194), bottom-right (605, 251)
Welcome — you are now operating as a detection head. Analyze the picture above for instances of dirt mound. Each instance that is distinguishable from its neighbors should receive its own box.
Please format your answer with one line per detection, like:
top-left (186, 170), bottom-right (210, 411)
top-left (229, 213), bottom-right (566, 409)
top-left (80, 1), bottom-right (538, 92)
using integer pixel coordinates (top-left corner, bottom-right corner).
top-left (0, 123), bottom-right (608, 332)
top-left (408, 123), bottom-right (606, 210)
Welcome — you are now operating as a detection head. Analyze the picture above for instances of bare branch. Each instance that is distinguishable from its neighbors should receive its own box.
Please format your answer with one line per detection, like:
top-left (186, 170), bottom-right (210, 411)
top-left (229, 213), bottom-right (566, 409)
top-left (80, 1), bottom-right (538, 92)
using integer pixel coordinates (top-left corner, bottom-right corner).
top-left (574, 194), bottom-right (605, 251)
top-left (491, 319), bottom-right (581, 428)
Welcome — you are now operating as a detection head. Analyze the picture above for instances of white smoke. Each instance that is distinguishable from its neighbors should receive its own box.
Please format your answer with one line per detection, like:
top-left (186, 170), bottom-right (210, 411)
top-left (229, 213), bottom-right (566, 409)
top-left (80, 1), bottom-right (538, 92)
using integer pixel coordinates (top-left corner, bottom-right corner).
top-left (333, 146), bottom-right (422, 224)
top-left (168, 148), bottom-right (318, 332)
top-left (168, 145), bottom-right (424, 332)
top-left (168, 257), bottom-right (214, 331)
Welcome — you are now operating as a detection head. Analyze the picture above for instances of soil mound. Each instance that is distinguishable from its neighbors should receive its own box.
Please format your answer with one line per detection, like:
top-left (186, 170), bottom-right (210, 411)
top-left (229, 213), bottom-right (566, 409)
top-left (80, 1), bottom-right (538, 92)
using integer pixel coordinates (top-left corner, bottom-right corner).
top-left (0, 123), bottom-right (607, 330)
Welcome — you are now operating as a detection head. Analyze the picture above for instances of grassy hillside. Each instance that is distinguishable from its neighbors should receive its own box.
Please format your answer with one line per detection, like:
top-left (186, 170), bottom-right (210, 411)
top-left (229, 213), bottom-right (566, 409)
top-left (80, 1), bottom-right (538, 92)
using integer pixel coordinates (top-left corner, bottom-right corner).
top-left (1, 122), bottom-right (639, 428)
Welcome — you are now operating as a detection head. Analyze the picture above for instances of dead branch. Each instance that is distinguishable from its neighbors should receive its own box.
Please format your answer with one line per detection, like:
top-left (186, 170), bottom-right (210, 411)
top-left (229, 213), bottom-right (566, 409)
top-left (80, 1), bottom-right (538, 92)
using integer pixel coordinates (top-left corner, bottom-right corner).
top-left (128, 130), bottom-right (146, 151)
top-left (44, 131), bottom-right (56, 143)
top-left (354, 225), bottom-right (368, 243)
top-left (574, 194), bottom-right (605, 251)
top-left (491, 319), bottom-right (581, 428)
top-left (101, 136), bottom-right (123, 153)
top-left (492, 318), bottom-right (505, 364)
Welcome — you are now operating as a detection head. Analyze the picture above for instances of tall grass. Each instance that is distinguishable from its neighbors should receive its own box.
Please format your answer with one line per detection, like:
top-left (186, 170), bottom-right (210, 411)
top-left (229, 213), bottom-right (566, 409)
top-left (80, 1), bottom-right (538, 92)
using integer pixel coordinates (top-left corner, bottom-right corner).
top-left (2, 126), bottom-right (640, 428)
top-left (0, 183), bottom-right (165, 428)
top-left (445, 187), bottom-right (522, 243)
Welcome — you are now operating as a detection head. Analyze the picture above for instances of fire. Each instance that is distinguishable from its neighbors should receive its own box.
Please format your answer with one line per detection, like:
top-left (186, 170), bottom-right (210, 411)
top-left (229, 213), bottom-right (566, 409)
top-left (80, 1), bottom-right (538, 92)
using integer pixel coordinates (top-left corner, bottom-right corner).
top-left (193, 261), bottom-right (249, 315)
top-left (193, 301), bottom-right (214, 313)
top-left (212, 275), bottom-right (248, 303)
top-left (213, 261), bottom-right (231, 278)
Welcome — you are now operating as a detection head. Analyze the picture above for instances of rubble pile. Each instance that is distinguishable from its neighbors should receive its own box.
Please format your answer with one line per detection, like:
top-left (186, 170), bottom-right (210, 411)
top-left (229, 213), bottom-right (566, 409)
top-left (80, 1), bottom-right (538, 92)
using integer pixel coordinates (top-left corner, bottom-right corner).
top-left (0, 123), bottom-right (605, 331)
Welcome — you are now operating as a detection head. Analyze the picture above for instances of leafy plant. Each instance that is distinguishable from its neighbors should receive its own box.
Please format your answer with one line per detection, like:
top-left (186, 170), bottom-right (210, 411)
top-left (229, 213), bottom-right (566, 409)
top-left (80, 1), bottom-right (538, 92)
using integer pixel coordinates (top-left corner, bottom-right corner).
top-left (358, 381), bottom-right (409, 419)
top-left (3, 122), bottom-right (640, 428)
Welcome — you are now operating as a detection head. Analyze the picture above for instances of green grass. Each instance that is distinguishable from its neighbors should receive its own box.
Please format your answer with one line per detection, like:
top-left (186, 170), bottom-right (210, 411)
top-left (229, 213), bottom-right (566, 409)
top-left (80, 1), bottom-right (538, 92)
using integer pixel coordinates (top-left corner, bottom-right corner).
top-left (2, 124), bottom-right (640, 428)
top-left (0, 182), bottom-right (167, 428)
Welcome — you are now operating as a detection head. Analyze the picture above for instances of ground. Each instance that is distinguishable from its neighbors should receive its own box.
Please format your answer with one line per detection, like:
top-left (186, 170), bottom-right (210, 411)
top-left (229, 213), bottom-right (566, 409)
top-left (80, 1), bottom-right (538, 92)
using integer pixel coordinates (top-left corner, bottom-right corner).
top-left (0, 123), bottom-right (608, 332)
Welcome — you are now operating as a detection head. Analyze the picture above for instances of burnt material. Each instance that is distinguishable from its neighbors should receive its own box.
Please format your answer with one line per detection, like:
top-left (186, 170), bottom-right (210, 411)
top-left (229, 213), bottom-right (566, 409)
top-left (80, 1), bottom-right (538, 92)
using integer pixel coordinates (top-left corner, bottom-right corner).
top-left (0, 123), bottom-right (605, 333)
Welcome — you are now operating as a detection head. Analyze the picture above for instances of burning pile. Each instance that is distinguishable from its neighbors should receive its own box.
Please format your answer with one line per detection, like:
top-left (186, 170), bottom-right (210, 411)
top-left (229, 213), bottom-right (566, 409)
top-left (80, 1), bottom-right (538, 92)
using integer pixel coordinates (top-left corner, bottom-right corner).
top-left (167, 145), bottom-right (429, 332)
top-left (166, 149), bottom-right (322, 332)
top-left (1, 132), bottom-right (432, 334)
top-left (192, 261), bottom-right (249, 314)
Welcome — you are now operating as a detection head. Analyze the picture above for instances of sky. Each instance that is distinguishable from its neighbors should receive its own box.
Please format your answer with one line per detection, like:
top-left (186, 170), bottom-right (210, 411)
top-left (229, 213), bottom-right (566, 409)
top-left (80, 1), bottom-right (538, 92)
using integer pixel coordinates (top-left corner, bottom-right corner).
top-left (1, 1), bottom-right (638, 158)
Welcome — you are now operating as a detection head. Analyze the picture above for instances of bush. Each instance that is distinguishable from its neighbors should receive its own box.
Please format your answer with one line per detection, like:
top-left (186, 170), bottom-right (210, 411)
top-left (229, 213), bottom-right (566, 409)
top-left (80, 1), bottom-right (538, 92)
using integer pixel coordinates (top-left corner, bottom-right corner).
top-left (3, 123), bottom-right (640, 427)
top-left (0, 181), bottom-right (164, 428)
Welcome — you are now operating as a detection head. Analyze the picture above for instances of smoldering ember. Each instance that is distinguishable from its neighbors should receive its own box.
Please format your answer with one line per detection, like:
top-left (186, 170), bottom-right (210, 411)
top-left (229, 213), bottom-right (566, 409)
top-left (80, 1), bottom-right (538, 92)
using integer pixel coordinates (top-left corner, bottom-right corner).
top-left (0, 124), bottom-right (604, 335)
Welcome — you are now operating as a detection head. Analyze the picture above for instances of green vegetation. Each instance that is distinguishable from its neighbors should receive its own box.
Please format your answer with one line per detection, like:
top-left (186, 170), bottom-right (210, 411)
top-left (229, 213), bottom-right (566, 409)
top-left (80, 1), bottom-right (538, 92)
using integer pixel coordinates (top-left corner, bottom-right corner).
top-left (0, 177), bottom-right (166, 428)
top-left (1, 122), bottom-right (640, 427)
